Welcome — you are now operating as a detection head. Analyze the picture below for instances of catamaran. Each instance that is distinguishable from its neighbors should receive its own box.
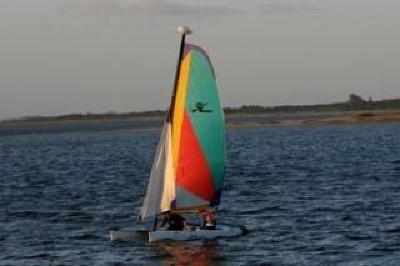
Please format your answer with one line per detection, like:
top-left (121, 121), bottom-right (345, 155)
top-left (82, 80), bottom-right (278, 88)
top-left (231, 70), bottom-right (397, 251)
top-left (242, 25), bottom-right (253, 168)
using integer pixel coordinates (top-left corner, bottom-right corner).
top-left (110, 26), bottom-right (243, 242)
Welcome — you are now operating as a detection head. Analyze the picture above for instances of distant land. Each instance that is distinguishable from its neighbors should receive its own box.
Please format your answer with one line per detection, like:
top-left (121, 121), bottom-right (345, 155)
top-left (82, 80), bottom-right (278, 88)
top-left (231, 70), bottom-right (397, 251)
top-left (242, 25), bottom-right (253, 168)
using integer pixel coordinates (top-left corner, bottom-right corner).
top-left (2, 94), bottom-right (400, 126)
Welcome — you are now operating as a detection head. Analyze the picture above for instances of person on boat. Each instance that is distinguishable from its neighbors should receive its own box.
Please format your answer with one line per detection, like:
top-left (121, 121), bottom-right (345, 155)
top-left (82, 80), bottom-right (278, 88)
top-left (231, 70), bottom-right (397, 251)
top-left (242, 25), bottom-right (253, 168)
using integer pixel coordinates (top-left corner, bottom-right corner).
top-left (160, 211), bottom-right (186, 231)
top-left (199, 209), bottom-right (216, 230)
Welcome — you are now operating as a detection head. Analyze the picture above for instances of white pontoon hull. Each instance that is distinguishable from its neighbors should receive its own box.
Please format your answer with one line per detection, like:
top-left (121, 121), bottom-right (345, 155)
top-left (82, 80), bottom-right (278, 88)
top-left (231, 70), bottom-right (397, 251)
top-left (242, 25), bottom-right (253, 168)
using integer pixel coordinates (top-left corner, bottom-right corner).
top-left (110, 226), bottom-right (243, 242)
top-left (110, 229), bottom-right (148, 241)
top-left (149, 225), bottom-right (242, 242)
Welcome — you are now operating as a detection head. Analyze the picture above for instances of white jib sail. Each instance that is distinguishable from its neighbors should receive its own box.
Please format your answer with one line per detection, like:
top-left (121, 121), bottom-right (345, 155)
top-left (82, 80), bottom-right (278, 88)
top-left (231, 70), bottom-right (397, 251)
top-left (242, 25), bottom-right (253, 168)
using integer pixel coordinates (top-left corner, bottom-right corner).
top-left (139, 122), bottom-right (176, 219)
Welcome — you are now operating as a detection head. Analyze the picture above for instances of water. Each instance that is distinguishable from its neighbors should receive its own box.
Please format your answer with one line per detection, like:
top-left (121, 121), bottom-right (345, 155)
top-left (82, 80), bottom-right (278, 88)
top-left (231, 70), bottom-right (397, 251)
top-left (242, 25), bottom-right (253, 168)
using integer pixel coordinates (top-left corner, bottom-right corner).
top-left (1, 122), bottom-right (400, 265)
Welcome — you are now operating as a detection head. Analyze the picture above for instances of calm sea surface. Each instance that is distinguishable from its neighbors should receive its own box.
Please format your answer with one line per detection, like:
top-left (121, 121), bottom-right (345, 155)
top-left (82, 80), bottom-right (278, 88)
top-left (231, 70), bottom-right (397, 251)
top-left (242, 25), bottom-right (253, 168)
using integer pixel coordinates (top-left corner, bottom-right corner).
top-left (1, 121), bottom-right (400, 265)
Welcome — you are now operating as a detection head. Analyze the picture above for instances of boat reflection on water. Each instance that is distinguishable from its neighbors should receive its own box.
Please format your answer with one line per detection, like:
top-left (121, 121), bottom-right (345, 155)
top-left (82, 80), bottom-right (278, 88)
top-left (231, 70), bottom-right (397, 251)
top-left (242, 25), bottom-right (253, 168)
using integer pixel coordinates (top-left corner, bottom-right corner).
top-left (155, 240), bottom-right (219, 266)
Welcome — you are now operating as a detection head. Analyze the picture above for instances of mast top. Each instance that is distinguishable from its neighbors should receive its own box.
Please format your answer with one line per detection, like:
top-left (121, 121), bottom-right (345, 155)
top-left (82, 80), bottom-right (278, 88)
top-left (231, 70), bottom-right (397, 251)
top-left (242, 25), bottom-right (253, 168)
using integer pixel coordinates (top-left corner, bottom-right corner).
top-left (178, 25), bottom-right (193, 35)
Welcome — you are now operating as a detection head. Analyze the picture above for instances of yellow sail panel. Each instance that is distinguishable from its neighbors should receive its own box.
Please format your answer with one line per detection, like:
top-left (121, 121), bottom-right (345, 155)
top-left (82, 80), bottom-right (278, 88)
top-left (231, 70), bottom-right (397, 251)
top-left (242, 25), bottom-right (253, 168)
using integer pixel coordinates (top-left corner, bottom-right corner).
top-left (171, 54), bottom-right (192, 168)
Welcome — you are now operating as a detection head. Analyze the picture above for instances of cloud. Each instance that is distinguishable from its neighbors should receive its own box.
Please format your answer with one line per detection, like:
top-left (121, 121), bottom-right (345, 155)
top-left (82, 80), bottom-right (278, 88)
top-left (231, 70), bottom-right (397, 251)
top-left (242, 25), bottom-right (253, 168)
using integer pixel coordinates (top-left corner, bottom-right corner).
top-left (57, 0), bottom-right (319, 18)
top-left (131, 0), bottom-right (241, 17)
top-left (58, 0), bottom-right (240, 17)
top-left (57, 0), bottom-right (129, 16)
top-left (256, 0), bottom-right (319, 15)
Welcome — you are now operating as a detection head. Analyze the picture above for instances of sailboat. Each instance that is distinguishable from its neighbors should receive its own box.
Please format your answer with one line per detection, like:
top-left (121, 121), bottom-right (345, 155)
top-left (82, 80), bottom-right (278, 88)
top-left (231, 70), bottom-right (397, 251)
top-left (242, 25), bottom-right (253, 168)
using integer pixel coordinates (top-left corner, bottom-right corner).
top-left (110, 26), bottom-right (243, 242)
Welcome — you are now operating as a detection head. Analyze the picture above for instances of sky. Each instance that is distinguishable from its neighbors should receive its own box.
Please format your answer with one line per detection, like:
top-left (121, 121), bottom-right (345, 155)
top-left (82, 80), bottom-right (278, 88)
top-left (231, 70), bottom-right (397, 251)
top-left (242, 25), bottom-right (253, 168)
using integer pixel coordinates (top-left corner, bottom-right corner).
top-left (1, 0), bottom-right (400, 119)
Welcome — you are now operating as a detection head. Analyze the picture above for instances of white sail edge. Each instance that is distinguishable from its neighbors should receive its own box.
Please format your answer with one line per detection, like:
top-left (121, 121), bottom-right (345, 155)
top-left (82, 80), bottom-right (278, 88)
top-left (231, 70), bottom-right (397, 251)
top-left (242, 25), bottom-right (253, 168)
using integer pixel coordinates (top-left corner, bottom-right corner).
top-left (159, 123), bottom-right (176, 212)
top-left (139, 122), bottom-right (175, 220)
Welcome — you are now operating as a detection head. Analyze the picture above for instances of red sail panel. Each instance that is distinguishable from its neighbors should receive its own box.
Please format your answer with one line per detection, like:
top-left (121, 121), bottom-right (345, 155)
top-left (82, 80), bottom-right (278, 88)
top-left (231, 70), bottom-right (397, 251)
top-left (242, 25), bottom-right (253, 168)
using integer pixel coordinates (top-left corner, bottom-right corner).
top-left (176, 111), bottom-right (215, 201)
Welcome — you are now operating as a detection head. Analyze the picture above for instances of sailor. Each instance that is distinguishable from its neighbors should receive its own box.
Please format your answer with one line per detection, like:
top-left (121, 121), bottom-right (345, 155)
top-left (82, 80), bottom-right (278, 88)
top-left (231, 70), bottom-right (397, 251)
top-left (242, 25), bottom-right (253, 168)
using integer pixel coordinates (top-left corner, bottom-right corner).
top-left (199, 209), bottom-right (216, 230)
top-left (160, 211), bottom-right (186, 231)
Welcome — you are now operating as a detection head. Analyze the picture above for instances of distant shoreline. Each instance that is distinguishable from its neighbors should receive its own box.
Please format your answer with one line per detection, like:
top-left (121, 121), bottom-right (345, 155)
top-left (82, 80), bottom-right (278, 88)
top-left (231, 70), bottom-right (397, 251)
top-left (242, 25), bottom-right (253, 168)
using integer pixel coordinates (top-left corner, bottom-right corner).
top-left (2, 95), bottom-right (400, 129)
top-left (1, 110), bottom-right (400, 130)
top-left (227, 110), bottom-right (400, 128)
top-left (2, 94), bottom-right (400, 125)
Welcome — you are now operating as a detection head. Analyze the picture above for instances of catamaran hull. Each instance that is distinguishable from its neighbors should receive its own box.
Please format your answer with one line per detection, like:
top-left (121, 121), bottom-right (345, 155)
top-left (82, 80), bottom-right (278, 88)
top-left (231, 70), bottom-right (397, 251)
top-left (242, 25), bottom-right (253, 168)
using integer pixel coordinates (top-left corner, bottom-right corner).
top-left (110, 226), bottom-right (244, 242)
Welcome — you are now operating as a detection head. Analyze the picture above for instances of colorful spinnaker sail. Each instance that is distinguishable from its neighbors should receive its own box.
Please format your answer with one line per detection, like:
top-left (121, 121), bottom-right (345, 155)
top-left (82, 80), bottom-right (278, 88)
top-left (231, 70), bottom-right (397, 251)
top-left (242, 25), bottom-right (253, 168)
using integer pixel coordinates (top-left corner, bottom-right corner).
top-left (140, 33), bottom-right (225, 219)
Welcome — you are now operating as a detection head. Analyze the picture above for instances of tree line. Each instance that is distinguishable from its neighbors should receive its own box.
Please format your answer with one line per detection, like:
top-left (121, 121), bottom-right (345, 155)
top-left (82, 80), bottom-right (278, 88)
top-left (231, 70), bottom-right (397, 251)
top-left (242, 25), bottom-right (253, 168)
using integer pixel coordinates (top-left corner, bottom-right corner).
top-left (2, 94), bottom-right (400, 123)
top-left (226, 94), bottom-right (400, 114)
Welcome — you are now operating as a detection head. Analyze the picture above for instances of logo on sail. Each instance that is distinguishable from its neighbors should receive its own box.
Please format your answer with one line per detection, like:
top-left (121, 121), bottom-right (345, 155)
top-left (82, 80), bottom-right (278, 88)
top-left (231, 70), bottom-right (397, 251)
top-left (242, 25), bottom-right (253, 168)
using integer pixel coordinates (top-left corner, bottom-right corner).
top-left (191, 102), bottom-right (212, 113)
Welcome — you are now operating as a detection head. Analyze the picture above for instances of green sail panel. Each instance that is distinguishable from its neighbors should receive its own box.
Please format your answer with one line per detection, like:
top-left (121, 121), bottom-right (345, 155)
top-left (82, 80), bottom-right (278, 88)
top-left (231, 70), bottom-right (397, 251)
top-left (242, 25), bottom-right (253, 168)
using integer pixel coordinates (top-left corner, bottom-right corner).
top-left (184, 45), bottom-right (226, 190)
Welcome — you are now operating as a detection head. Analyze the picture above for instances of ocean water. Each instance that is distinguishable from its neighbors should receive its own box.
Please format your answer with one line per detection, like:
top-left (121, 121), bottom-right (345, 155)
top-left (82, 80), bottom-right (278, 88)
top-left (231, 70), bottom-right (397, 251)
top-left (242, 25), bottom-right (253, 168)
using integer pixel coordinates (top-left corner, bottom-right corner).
top-left (1, 122), bottom-right (400, 265)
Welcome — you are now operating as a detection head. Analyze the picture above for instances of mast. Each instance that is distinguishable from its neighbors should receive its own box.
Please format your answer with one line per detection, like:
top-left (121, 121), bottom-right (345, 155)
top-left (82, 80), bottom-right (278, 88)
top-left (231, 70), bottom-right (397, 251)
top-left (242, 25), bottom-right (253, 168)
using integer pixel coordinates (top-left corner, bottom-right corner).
top-left (143, 26), bottom-right (192, 225)
top-left (167, 25), bottom-right (193, 122)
